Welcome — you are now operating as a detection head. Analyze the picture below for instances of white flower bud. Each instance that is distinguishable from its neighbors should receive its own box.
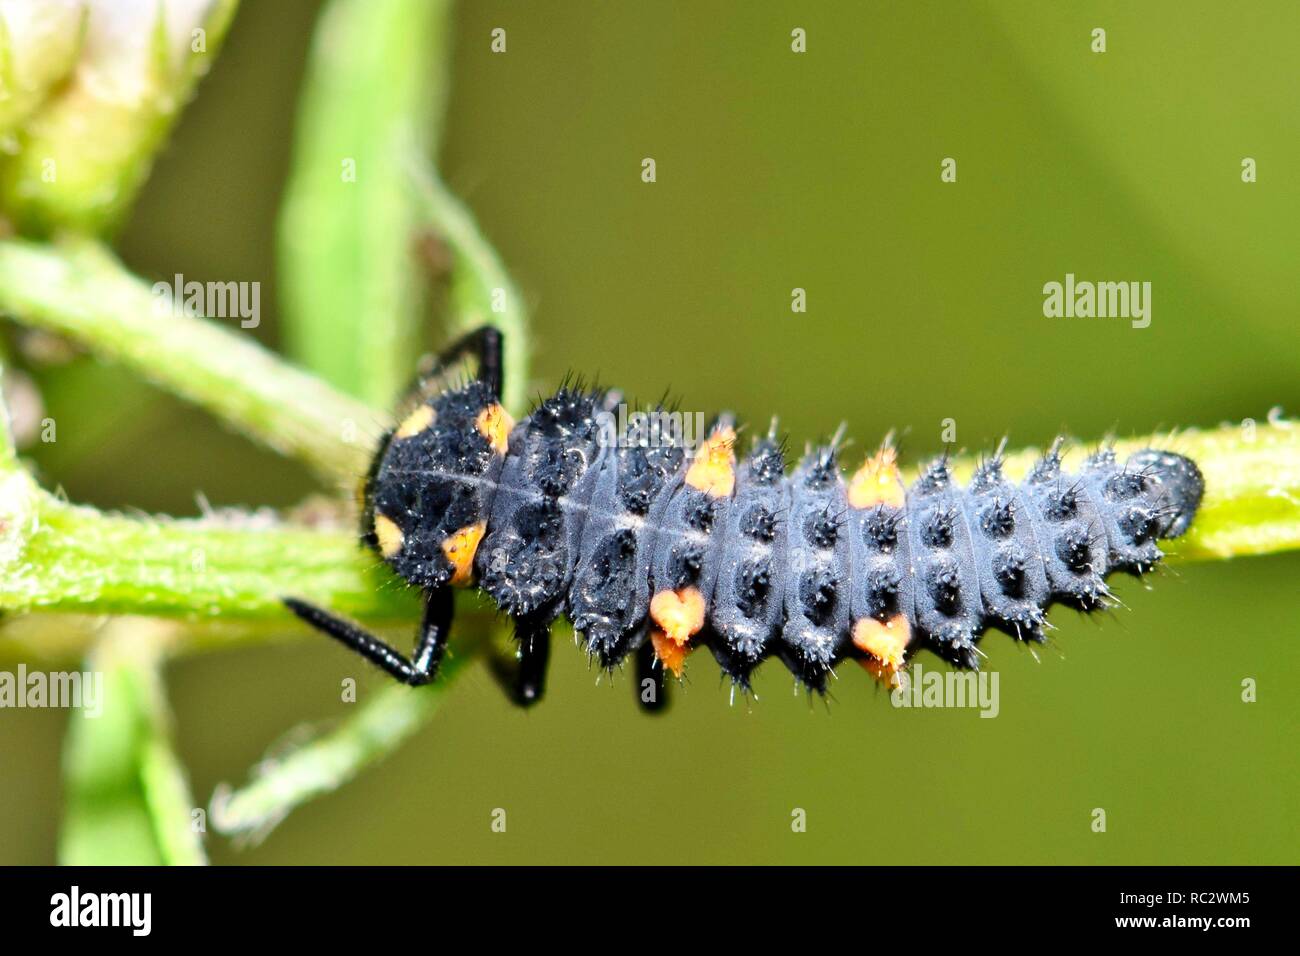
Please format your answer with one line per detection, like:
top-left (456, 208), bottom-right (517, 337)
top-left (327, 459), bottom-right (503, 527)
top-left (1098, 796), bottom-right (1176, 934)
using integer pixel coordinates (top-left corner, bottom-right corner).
top-left (0, 0), bottom-right (86, 141)
top-left (0, 0), bottom-right (238, 234)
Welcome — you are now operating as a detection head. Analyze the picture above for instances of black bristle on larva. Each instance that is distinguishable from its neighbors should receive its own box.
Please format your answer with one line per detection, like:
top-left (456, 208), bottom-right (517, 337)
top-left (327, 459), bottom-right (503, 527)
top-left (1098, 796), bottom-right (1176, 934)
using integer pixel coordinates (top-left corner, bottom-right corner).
top-left (361, 378), bottom-right (1206, 705)
top-left (862, 506), bottom-right (900, 551)
top-left (969, 454), bottom-right (1005, 495)
top-left (1027, 439), bottom-right (1064, 484)
top-left (921, 506), bottom-right (956, 548)
top-left (739, 503), bottom-right (777, 543)
top-left (704, 630), bottom-right (761, 695)
top-left (748, 437), bottom-right (787, 486)
top-left (913, 457), bottom-right (952, 496)
top-left (979, 498), bottom-right (1016, 538)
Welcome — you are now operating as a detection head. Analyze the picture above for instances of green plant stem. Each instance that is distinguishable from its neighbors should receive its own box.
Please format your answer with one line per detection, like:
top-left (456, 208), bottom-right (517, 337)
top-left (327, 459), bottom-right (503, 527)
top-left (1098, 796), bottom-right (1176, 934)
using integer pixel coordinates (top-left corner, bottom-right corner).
top-left (61, 619), bottom-right (206, 865)
top-left (210, 649), bottom-right (473, 841)
top-left (0, 334), bottom-right (414, 647)
top-left (0, 237), bottom-right (379, 486)
top-left (278, 0), bottom-right (451, 405)
top-left (0, 213), bottom-right (528, 626)
top-left (0, 481), bottom-right (417, 621)
top-left (408, 160), bottom-right (531, 413)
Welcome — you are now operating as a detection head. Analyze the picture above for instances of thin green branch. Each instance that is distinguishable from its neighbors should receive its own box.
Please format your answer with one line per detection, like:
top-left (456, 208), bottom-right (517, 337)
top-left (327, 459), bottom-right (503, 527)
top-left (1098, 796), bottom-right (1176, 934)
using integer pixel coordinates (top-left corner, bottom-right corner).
top-left (0, 175), bottom-right (534, 622)
top-left (0, 324), bottom-right (414, 635)
top-left (0, 484), bottom-right (417, 621)
top-left (0, 339), bottom-right (402, 623)
top-left (210, 648), bottom-right (474, 841)
top-left (0, 173), bottom-right (535, 625)
top-left (407, 160), bottom-right (531, 413)
top-left (61, 619), bottom-right (206, 866)
top-left (129, 621), bottom-right (208, 866)
top-left (0, 237), bottom-right (380, 486)
top-left (278, 0), bottom-right (452, 405)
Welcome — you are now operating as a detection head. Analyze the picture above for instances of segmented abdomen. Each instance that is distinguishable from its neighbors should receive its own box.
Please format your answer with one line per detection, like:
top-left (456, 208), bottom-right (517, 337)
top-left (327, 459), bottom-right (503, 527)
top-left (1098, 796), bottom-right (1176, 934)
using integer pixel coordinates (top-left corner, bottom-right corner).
top-left (376, 385), bottom-right (1205, 691)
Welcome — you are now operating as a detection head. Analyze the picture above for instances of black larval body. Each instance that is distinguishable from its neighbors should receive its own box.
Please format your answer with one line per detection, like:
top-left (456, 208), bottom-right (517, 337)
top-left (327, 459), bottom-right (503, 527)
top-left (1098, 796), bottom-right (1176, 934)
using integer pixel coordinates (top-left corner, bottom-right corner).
top-left (365, 383), bottom-right (1205, 692)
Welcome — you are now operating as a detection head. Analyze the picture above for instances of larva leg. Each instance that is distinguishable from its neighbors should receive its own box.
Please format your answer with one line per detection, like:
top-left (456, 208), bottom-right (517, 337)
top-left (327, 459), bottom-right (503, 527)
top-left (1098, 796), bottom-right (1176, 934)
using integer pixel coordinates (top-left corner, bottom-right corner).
top-left (488, 614), bottom-right (552, 707)
top-left (407, 325), bottom-right (506, 404)
top-left (284, 588), bottom-right (453, 686)
top-left (634, 639), bottom-right (669, 713)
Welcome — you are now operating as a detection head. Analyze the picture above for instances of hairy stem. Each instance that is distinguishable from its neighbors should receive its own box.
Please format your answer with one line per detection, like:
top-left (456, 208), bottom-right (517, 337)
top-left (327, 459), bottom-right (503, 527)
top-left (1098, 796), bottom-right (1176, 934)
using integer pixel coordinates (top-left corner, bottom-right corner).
top-left (210, 648), bottom-right (474, 842)
top-left (0, 338), bottom-right (413, 646)
top-left (0, 237), bottom-right (379, 486)
top-left (407, 160), bottom-right (531, 413)
top-left (0, 485), bottom-right (417, 621)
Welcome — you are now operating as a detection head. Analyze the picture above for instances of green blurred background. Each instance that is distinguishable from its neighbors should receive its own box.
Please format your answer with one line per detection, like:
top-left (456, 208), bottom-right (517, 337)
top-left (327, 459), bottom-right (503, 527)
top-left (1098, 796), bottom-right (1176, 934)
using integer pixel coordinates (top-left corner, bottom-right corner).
top-left (2, 0), bottom-right (1297, 863)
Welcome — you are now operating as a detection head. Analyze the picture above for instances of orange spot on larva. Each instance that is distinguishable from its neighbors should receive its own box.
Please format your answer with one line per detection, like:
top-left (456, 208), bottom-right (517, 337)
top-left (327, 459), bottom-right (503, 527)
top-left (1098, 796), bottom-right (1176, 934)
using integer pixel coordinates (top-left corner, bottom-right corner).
top-left (442, 522), bottom-right (487, 587)
top-left (858, 656), bottom-right (906, 689)
top-left (852, 614), bottom-right (912, 675)
top-left (475, 404), bottom-right (514, 455)
top-left (395, 404), bottom-right (435, 439)
top-left (374, 513), bottom-right (404, 558)
top-left (650, 628), bottom-right (692, 677)
top-left (685, 426), bottom-right (736, 498)
top-left (649, 587), bottom-right (706, 644)
top-left (848, 446), bottom-right (905, 509)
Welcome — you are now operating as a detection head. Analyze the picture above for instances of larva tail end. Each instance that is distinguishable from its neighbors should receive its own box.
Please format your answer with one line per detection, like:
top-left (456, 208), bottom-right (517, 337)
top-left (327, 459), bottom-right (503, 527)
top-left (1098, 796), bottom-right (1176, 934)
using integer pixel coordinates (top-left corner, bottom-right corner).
top-left (1127, 449), bottom-right (1204, 538)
